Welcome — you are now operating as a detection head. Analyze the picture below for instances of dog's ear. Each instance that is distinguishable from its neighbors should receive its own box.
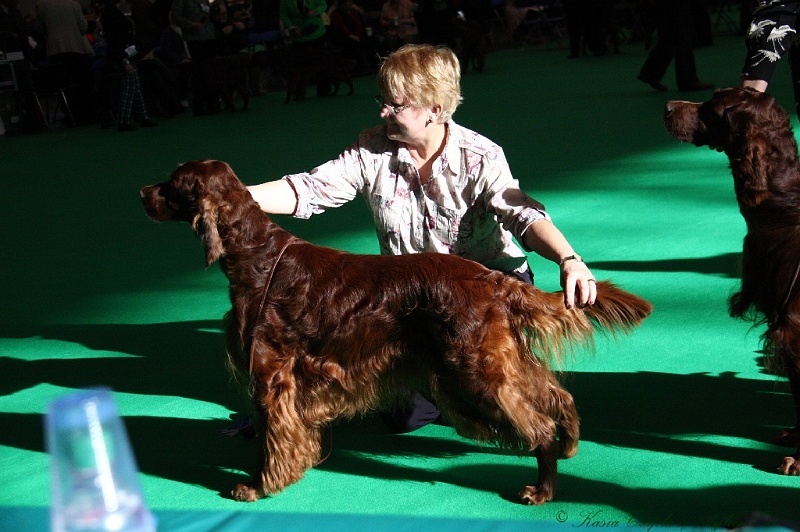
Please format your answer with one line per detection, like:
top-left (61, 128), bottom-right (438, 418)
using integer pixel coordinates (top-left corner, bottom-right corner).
top-left (194, 196), bottom-right (225, 266)
top-left (734, 94), bottom-right (790, 207)
top-left (738, 136), bottom-right (770, 207)
top-left (186, 159), bottom-right (249, 266)
top-left (187, 160), bottom-right (230, 266)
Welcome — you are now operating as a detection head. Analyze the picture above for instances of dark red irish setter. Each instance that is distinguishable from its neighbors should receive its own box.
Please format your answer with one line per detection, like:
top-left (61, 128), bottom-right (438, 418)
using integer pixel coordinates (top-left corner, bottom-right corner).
top-left (140, 160), bottom-right (653, 504)
top-left (664, 87), bottom-right (800, 475)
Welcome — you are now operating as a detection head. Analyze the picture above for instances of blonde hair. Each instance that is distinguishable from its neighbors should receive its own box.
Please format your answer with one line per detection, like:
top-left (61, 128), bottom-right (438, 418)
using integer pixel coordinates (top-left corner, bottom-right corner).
top-left (377, 44), bottom-right (463, 123)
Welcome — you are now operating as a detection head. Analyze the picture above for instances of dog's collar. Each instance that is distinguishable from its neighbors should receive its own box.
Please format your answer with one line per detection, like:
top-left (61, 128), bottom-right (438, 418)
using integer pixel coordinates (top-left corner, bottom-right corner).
top-left (782, 253), bottom-right (800, 313)
top-left (250, 240), bottom-right (293, 374)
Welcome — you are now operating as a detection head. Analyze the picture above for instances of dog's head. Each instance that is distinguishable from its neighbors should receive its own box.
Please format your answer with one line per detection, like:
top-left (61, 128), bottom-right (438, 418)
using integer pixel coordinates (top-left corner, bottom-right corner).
top-left (664, 88), bottom-right (795, 207)
top-left (140, 159), bottom-right (251, 265)
top-left (663, 87), bottom-right (786, 150)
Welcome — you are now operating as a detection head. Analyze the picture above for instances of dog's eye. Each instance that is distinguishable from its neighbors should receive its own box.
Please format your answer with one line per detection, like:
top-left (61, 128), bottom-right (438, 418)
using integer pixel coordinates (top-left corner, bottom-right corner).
top-left (161, 186), bottom-right (191, 210)
top-left (698, 102), bottom-right (727, 125)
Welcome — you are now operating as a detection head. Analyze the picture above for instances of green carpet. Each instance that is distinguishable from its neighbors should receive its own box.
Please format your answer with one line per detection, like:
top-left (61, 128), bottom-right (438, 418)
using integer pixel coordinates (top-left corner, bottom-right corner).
top-left (2, 34), bottom-right (800, 531)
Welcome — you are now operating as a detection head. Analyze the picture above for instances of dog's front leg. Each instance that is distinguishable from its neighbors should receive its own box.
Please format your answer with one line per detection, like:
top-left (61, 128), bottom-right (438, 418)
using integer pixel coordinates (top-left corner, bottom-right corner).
top-left (231, 387), bottom-right (322, 501)
top-left (231, 407), bottom-right (268, 502)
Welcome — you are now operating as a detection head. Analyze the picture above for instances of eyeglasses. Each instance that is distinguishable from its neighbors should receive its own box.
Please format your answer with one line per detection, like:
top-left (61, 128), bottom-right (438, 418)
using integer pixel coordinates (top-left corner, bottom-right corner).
top-left (374, 95), bottom-right (411, 116)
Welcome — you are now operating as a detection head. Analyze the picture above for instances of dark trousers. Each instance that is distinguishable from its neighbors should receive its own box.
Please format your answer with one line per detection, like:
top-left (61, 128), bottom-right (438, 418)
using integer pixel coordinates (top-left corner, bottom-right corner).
top-left (186, 39), bottom-right (219, 114)
top-left (637, 0), bottom-right (700, 90)
top-left (112, 62), bottom-right (149, 124)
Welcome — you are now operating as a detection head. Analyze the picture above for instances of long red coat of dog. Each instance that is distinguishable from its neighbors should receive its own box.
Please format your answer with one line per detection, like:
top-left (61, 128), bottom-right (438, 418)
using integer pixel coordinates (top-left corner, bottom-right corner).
top-left (140, 159), bottom-right (653, 504)
top-left (664, 87), bottom-right (800, 475)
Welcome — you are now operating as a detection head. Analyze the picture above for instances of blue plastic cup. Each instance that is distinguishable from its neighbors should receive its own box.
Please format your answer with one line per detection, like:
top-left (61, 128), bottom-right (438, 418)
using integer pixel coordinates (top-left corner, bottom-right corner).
top-left (45, 388), bottom-right (156, 532)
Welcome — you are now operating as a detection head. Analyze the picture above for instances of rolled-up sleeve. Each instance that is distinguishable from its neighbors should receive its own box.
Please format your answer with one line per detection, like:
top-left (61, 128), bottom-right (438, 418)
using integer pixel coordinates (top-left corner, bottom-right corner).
top-left (481, 149), bottom-right (551, 251)
top-left (283, 141), bottom-right (368, 219)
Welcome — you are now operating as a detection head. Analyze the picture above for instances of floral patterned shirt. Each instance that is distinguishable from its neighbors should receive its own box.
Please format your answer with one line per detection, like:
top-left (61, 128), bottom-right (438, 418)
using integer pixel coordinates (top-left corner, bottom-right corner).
top-left (754, 1), bottom-right (798, 8)
top-left (743, 1), bottom-right (800, 78)
top-left (283, 121), bottom-right (550, 273)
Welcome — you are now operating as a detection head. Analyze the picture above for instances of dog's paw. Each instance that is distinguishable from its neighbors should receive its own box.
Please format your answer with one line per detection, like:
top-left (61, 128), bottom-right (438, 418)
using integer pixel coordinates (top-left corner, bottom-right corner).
top-left (777, 456), bottom-right (800, 476)
top-left (519, 484), bottom-right (554, 505)
top-left (231, 483), bottom-right (260, 502)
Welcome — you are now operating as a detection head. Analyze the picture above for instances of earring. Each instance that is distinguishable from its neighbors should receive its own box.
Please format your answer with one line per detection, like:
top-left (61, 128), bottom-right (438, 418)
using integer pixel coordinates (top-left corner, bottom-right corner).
top-left (426, 117), bottom-right (434, 126)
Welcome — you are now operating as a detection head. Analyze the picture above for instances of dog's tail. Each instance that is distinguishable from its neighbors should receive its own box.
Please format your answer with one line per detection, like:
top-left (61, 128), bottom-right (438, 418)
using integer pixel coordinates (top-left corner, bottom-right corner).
top-left (510, 280), bottom-right (653, 367)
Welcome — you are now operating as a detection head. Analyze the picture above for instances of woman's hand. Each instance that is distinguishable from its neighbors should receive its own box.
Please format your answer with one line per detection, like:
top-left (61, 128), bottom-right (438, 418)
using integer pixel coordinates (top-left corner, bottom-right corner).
top-left (521, 219), bottom-right (598, 310)
top-left (560, 256), bottom-right (597, 309)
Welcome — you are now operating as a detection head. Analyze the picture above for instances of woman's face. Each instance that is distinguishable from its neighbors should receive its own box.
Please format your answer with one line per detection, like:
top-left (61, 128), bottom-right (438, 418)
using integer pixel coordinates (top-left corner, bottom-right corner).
top-left (379, 94), bottom-right (430, 144)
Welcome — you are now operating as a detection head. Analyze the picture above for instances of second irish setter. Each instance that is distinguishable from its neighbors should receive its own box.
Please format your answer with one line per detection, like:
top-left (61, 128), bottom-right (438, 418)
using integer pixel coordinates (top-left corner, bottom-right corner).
top-left (664, 87), bottom-right (800, 475)
top-left (140, 160), bottom-right (653, 504)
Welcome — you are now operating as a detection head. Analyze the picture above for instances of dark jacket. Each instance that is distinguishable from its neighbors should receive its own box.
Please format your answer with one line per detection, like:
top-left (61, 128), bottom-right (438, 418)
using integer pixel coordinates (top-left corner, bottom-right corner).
top-left (101, 1), bottom-right (136, 64)
top-left (0, 0), bottom-right (35, 61)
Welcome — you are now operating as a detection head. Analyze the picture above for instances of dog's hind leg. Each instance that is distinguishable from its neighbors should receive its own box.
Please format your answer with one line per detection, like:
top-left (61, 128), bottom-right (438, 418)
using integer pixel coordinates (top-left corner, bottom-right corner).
top-left (777, 361), bottom-right (800, 475)
top-left (549, 380), bottom-right (579, 459)
top-left (495, 396), bottom-right (562, 505)
top-left (778, 450), bottom-right (800, 475)
top-left (520, 436), bottom-right (560, 505)
top-left (767, 321), bottom-right (800, 474)
top-left (444, 383), bottom-right (564, 504)
top-left (766, 319), bottom-right (800, 467)
top-left (790, 362), bottom-right (800, 440)
top-left (776, 361), bottom-right (800, 443)
top-left (448, 325), bottom-right (577, 504)
top-left (497, 384), bottom-right (568, 505)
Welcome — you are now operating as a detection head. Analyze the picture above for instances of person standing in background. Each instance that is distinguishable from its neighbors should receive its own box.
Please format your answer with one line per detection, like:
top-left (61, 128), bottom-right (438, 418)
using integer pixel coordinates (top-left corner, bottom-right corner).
top-left (279, 0), bottom-right (331, 96)
top-left (636, 0), bottom-right (713, 92)
top-left (171, 0), bottom-right (219, 115)
top-left (101, 0), bottom-right (158, 131)
top-left (379, 0), bottom-right (416, 51)
top-left (35, 0), bottom-right (97, 123)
